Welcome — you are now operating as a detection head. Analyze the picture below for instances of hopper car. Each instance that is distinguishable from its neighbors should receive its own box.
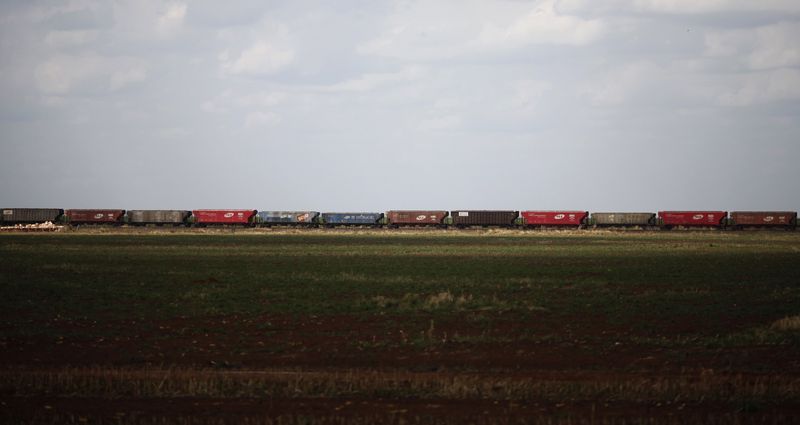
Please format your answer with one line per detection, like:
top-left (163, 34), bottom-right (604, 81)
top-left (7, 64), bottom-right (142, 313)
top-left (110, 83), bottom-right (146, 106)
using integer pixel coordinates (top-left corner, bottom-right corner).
top-left (658, 211), bottom-right (728, 229)
top-left (65, 209), bottom-right (125, 225)
top-left (1, 208), bottom-right (63, 224)
top-left (450, 210), bottom-right (518, 227)
top-left (128, 210), bottom-right (192, 226)
top-left (192, 210), bottom-right (257, 226)
top-left (257, 211), bottom-right (319, 226)
top-left (321, 212), bottom-right (384, 227)
top-left (386, 210), bottom-right (448, 227)
top-left (521, 211), bottom-right (589, 228)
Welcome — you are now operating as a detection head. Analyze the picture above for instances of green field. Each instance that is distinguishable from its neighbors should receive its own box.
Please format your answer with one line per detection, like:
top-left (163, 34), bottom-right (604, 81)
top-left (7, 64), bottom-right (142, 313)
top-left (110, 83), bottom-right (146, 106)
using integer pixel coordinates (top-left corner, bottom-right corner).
top-left (2, 230), bottom-right (800, 424)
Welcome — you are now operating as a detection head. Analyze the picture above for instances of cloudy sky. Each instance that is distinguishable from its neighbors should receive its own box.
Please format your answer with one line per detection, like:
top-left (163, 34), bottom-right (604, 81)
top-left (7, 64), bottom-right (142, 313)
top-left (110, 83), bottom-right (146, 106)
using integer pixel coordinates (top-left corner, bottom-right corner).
top-left (1, 0), bottom-right (798, 211)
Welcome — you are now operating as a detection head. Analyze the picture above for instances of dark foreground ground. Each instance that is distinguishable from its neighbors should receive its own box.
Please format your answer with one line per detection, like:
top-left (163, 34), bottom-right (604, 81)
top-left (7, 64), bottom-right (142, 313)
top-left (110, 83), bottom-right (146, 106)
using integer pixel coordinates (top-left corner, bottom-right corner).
top-left (1, 229), bottom-right (799, 424)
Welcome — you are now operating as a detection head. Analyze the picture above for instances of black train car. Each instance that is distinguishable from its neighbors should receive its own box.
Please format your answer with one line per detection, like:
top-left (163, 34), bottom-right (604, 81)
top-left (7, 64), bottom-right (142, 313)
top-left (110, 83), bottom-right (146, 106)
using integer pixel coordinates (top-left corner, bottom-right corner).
top-left (1, 208), bottom-right (63, 224)
top-left (450, 210), bottom-right (518, 227)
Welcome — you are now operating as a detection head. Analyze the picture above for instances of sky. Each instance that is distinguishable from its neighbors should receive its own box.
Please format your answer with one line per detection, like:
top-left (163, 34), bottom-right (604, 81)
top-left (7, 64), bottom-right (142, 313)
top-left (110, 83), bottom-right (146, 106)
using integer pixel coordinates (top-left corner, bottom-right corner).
top-left (1, 0), bottom-right (798, 212)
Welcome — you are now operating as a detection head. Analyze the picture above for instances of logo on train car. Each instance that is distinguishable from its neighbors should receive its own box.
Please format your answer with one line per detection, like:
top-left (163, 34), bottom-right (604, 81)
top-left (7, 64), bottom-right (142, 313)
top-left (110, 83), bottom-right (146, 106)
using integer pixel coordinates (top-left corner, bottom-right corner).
top-left (764, 216), bottom-right (774, 222)
top-left (3, 210), bottom-right (12, 215)
top-left (554, 214), bottom-right (565, 220)
top-left (298, 214), bottom-right (309, 222)
top-left (458, 212), bottom-right (469, 217)
top-left (94, 213), bottom-right (104, 219)
top-left (224, 213), bottom-right (234, 218)
top-left (692, 214), bottom-right (705, 220)
top-left (416, 215), bottom-right (428, 221)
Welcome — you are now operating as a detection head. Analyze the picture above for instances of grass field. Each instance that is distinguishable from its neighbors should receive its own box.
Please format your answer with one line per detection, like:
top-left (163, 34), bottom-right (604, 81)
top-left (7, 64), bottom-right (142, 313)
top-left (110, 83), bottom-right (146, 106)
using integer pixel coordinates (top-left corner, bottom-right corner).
top-left (1, 229), bottom-right (800, 424)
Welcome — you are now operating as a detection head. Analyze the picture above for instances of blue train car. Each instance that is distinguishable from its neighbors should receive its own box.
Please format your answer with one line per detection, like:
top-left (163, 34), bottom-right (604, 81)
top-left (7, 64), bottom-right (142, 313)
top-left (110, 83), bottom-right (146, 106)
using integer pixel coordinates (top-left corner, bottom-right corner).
top-left (321, 212), bottom-right (383, 226)
top-left (257, 211), bottom-right (319, 225)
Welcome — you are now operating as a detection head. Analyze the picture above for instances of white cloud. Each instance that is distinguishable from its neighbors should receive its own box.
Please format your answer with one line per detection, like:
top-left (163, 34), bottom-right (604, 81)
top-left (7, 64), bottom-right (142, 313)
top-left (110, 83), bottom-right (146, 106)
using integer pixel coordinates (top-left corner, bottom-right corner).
top-left (359, 0), bottom-right (604, 60)
top-left (585, 61), bottom-right (663, 106)
top-left (420, 114), bottom-right (462, 131)
top-left (584, 59), bottom-right (800, 108)
top-left (478, 0), bottom-right (604, 48)
top-left (109, 66), bottom-right (147, 91)
top-left (35, 55), bottom-right (101, 95)
top-left (558, 0), bottom-right (800, 14)
top-left (706, 22), bottom-right (800, 70)
top-left (44, 30), bottom-right (98, 47)
top-left (717, 68), bottom-right (800, 106)
top-left (202, 90), bottom-right (286, 114)
top-left (34, 54), bottom-right (148, 95)
top-left (223, 41), bottom-right (294, 76)
top-left (244, 111), bottom-right (281, 128)
top-left (325, 66), bottom-right (426, 92)
top-left (510, 79), bottom-right (552, 110)
top-left (156, 2), bottom-right (186, 36)
top-left (236, 92), bottom-right (286, 108)
top-left (157, 126), bottom-right (190, 138)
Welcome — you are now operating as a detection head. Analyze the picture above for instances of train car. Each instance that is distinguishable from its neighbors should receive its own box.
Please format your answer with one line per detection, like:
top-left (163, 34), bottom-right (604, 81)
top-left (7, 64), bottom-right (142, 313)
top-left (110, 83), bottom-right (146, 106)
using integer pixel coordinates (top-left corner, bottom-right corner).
top-left (257, 211), bottom-right (319, 225)
top-left (521, 211), bottom-right (588, 227)
top-left (65, 209), bottom-right (125, 225)
top-left (192, 209), bottom-right (257, 226)
top-left (658, 211), bottom-right (727, 228)
top-left (386, 210), bottom-right (448, 226)
top-left (127, 210), bottom-right (191, 226)
top-left (450, 210), bottom-right (518, 227)
top-left (321, 212), bottom-right (383, 226)
top-left (591, 212), bottom-right (657, 227)
top-left (1, 208), bottom-right (63, 224)
top-left (729, 211), bottom-right (797, 229)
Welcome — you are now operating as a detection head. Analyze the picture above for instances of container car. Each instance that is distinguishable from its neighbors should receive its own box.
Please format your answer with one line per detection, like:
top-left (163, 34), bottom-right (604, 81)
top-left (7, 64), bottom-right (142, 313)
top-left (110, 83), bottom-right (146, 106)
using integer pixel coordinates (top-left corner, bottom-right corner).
top-left (658, 211), bottom-right (727, 228)
top-left (65, 209), bottom-right (125, 225)
top-left (386, 210), bottom-right (448, 226)
top-left (321, 212), bottom-right (383, 226)
top-left (127, 210), bottom-right (191, 225)
top-left (1, 208), bottom-right (63, 224)
top-left (192, 209), bottom-right (257, 226)
top-left (450, 210), bottom-right (518, 227)
top-left (591, 212), bottom-right (657, 227)
top-left (729, 211), bottom-right (797, 229)
top-left (521, 211), bottom-right (588, 227)
top-left (257, 211), bottom-right (319, 225)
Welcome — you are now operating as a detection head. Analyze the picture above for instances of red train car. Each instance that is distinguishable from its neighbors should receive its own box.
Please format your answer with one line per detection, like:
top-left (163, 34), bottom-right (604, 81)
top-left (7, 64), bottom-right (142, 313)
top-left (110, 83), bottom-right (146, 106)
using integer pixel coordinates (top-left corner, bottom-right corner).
top-left (192, 209), bottom-right (257, 225)
top-left (386, 210), bottom-right (448, 226)
top-left (730, 211), bottom-right (797, 228)
top-left (658, 211), bottom-right (727, 228)
top-left (66, 209), bottom-right (125, 224)
top-left (521, 211), bottom-right (588, 227)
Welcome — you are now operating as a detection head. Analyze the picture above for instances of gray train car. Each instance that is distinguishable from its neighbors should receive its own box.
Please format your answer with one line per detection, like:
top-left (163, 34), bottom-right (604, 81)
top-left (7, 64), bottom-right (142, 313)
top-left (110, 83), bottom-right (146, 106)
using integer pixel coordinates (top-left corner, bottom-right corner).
top-left (1, 208), bottom-right (63, 224)
top-left (591, 212), bottom-right (657, 227)
top-left (127, 210), bottom-right (191, 225)
top-left (257, 211), bottom-right (319, 225)
top-left (450, 210), bottom-right (518, 227)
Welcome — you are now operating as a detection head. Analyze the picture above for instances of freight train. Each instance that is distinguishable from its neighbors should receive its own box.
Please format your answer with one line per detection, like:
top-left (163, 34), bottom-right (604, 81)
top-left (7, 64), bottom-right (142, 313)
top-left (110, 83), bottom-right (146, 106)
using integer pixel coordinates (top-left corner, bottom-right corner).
top-left (0, 208), bottom-right (797, 230)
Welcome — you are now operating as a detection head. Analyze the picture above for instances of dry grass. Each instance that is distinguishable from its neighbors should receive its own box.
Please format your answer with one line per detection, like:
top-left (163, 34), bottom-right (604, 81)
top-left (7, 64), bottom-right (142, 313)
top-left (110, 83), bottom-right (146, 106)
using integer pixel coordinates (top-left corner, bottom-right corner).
top-left (371, 291), bottom-right (473, 311)
top-left (771, 315), bottom-right (800, 331)
top-left (2, 367), bottom-right (799, 403)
